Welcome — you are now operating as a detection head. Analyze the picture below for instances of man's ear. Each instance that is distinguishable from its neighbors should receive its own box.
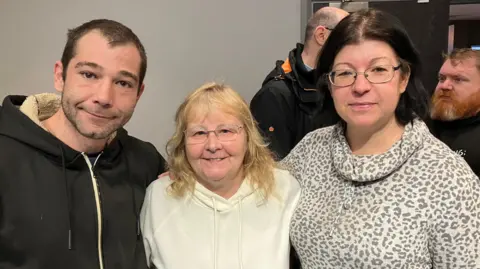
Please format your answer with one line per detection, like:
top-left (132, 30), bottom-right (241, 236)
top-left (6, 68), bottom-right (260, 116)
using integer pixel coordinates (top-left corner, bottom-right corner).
top-left (54, 61), bottom-right (65, 92)
top-left (313, 26), bottom-right (327, 46)
top-left (137, 84), bottom-right (145, 101)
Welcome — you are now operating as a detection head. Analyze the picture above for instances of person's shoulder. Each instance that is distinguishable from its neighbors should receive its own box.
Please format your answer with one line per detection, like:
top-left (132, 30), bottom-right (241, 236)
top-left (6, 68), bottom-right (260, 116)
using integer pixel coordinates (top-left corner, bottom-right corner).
top-left (253, 62), bottom-right (296, 99)
top-left (146, 176), bottom-right (176, 201)
top-left (120, 131), bottom-right (167, 178)
top-left (272, 168), bottom-right (300, 198)
top-left (300, 124), bottom-right (336, 145)
top-left (142, 177), bottom-right (183, 230)
top-left (252, 80), bottom-right (294, 102)
top-left (122, 132), bottom-right (158, 155)
top-left (121, 130), bottom-right (165, 162)
top-left (148, 175), bottom-right (172, 191)
top-left (416, 132), bottom-right (480, 221)
top-left (419, 131), bottom-right (477, 182)
top-left (312, 124), bottom-right (336, 136)
top-left (280, 125), bottom-right (335, 170)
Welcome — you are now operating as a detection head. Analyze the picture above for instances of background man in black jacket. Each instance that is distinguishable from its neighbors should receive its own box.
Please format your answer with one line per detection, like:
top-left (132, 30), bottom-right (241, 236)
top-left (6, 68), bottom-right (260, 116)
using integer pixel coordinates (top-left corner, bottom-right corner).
top-left (250, 7), bottom-right (348, 269)
top-left (0, 19), bottom-right (166, 269)
top-left (430, 48), bottom-right (480, 176)
top-left (250, 6), bottom-right (348, 160)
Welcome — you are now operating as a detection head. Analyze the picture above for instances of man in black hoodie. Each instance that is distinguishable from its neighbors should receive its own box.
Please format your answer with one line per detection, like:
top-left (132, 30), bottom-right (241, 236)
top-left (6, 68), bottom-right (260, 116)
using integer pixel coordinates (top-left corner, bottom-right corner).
top-left (430, 48), bottom-right (480, 176)
top-left (0, 19), bottom-right (166, 269)
top-left (250, 7), bottom-right (348, 160)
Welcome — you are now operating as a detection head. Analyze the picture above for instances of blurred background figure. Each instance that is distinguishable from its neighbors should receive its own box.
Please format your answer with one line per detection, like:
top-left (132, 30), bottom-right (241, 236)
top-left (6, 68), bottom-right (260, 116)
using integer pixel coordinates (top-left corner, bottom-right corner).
top-left (429, 48), bottom-right (480, 176)
top-left (250, 6), bottom-right (348, 160)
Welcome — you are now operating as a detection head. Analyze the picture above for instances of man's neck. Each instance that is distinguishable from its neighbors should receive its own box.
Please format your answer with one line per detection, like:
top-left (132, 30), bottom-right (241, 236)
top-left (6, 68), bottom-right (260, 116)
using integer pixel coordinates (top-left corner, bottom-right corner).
top-left (301, 45), bottom-right (320, 70)
top-left (346, 119), bottom-right (405, 155)
top-left (43, 108), bottom-right (107, 153)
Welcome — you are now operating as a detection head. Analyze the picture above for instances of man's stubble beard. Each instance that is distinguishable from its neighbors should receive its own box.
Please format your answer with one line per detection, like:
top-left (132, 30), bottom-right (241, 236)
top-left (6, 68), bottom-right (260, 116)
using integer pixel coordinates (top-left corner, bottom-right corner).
top-left (61, 91), bottom-right (129, 140)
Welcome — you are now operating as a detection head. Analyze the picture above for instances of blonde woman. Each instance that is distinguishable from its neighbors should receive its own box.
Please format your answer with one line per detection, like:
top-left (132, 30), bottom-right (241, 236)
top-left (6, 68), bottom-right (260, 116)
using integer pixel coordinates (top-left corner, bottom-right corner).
top-left (140, 82), bottom-right (300, 269)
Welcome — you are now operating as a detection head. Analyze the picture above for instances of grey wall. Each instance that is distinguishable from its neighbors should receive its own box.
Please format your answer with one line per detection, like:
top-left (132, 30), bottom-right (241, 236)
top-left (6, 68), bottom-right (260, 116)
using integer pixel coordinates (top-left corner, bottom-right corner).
top-left (0, 0), bottom-right (301, 156)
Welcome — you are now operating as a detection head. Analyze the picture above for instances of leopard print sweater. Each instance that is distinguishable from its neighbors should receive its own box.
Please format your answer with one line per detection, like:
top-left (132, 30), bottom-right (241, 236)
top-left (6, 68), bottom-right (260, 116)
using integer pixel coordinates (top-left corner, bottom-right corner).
top-left (282, 119), bottom-right (480, 269)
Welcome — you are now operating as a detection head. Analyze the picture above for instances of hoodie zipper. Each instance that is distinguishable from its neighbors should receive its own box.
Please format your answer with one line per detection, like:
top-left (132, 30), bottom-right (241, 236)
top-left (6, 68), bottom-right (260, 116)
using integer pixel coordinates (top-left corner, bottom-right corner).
top-left (82, 153), bottom-right (104, 269)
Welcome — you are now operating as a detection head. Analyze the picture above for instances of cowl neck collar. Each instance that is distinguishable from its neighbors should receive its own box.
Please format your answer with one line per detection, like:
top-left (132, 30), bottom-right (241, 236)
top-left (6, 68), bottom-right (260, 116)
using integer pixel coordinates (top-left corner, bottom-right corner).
top-left (331, 119), bottom-right (426, 182)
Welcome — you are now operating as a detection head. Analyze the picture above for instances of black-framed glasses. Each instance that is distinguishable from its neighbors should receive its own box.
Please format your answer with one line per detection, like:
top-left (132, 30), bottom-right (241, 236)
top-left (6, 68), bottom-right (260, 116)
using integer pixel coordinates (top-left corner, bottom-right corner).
top-left (327, 64), bottom-right (402, 87)
top-left (184, 124), bottom-right (243, 144)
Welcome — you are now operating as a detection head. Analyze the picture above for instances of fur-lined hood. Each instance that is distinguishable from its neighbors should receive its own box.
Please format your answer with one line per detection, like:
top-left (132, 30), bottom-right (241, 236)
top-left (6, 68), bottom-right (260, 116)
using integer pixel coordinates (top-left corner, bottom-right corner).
top-left (19, 93), bottom-right (61, 130)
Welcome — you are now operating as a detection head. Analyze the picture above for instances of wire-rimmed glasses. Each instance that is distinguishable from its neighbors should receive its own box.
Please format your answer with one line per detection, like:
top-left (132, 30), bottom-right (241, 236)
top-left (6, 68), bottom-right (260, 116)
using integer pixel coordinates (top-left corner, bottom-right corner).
top-left (184, 124), bottom-right (243, 144)
top-left (327, 64), bottom-right (402, 87)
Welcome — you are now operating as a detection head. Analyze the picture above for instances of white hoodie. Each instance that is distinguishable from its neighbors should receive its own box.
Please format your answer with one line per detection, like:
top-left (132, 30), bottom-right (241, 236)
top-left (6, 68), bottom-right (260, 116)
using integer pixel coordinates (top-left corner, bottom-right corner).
top-left (140, 168), bottom-right (300, 269)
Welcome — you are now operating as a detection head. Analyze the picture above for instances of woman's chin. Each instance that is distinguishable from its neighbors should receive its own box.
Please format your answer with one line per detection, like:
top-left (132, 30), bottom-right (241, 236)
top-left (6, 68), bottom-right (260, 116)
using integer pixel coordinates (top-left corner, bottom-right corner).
top-left (202, 170), bottom-right (229, 182)
top-left (344, 115), bottom-right (381, 129)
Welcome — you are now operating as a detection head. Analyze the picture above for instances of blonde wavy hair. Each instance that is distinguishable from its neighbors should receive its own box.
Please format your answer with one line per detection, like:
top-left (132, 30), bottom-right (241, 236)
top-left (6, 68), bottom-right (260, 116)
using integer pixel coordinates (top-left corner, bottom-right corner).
top-left (165, 82), bottom-right (276, 200)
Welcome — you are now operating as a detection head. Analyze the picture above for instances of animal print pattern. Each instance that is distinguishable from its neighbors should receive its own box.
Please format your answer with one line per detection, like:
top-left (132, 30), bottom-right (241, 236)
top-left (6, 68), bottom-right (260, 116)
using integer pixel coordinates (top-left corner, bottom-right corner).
top-left (282, 119), bottom-right (480, 269)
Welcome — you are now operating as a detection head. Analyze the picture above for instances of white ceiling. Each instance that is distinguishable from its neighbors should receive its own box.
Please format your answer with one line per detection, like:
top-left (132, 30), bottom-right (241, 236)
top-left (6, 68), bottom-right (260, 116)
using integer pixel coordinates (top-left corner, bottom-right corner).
top-left (450, 4), bottom-right (480, 20)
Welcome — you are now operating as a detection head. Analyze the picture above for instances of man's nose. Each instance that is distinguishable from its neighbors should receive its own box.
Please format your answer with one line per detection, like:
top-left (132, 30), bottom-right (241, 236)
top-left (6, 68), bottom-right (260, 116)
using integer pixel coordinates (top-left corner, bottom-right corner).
top-left (93, 80), bottom-right (114, 108)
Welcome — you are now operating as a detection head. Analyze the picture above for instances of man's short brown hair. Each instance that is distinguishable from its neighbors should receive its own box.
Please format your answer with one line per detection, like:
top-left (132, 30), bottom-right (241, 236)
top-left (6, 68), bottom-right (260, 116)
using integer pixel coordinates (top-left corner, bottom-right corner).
top-left (60, 19), bottom-right (147, 90)
top-left (444, 48), bottom-right (480, 72)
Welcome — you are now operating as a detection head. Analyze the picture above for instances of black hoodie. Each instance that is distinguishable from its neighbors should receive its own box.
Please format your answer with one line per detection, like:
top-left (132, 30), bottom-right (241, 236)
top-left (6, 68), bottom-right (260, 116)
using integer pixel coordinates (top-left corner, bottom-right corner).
top-left (429, 113), bottom-right (480, 176)
top-left (0, 94), bottom-right (166, 269)
top-left (250, 43), bottom-right (339, 160)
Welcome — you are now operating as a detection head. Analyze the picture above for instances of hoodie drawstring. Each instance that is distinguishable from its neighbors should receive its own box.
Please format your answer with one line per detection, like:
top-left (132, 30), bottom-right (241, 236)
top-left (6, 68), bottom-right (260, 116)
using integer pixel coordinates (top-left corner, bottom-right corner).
top-left (123, 155), bottom-right (143, 268)
top-left (59, 146), bottom-right (73, 250)
top-left (210, 197), bottom-right (245, 269)
top-left (237, 199), bottom-right (244, 269)
top-left (212, 198), bottom-right (218, 269)
top-left (123, 154), bottom-right (143, 269)
top-left (133, 188), bottom-right (141, 239)
top-left (124, 155), bottom-right (141, 240)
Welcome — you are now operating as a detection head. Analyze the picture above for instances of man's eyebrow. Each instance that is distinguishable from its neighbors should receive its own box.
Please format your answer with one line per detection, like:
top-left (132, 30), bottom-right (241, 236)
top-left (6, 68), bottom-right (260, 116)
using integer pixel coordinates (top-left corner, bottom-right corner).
top-left (119, 70), bottom-right (139, 83)
top-left (439, 71), bottom-right (467, 78)
top-left (74, 61), bottom-right (103, 70)
top-left (74, 62), bottom-right (139, 83)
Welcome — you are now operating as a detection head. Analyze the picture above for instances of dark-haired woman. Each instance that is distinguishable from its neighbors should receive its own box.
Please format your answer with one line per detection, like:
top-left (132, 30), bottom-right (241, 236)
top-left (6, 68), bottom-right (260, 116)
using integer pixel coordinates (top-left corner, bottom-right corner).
top-left (283, 8), bottom-right (480, 269)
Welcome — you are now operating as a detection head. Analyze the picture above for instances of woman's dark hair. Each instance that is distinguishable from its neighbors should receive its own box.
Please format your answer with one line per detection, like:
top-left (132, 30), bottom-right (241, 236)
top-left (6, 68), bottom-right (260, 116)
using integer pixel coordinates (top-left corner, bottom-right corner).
top-left (315, 8), bottom-right (429, 125)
